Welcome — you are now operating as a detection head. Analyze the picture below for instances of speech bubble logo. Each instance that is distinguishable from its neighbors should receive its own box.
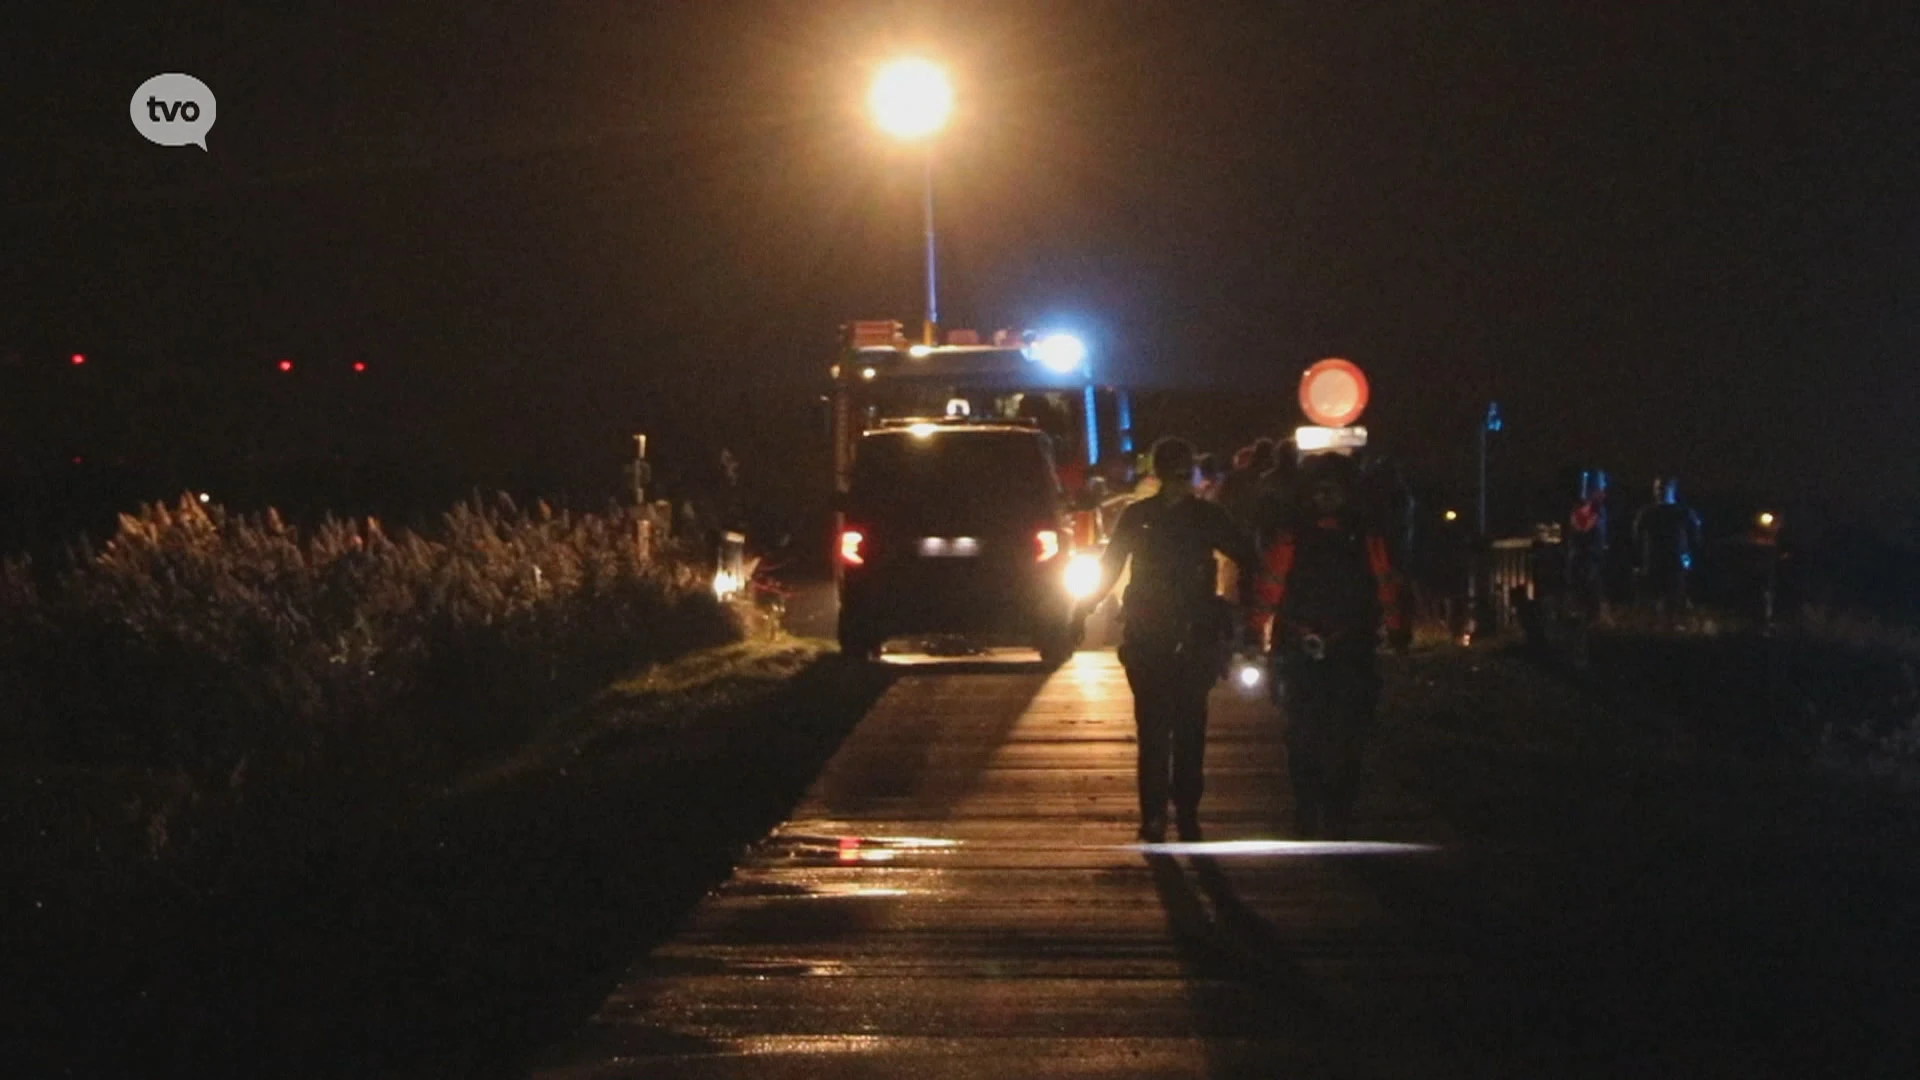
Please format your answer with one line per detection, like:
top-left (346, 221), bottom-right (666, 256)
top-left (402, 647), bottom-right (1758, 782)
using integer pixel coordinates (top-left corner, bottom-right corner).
top-left (130, 73), bottom-right (216, 151)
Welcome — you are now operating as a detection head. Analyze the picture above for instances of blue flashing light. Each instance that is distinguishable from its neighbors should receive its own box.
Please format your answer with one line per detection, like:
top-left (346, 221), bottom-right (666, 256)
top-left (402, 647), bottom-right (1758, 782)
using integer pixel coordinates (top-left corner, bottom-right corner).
top-left (1083, 383), bottom-right (1100, 465)
top-left (1028, 332), bottom-right (1087, 375)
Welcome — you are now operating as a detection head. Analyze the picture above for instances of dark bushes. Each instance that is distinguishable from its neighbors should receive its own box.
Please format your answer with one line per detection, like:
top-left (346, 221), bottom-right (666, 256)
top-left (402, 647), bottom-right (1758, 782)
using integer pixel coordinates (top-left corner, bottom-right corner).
top-left (0, 494), bottom-right (737, 818)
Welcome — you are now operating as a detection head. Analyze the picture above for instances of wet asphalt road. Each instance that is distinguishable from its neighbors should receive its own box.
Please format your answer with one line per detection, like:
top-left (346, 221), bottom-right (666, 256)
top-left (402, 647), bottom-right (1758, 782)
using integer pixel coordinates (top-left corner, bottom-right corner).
top-left (529, 649), bottom-right (1484, 1079)
top-left (526, 586), bottom-right (1920, 1078)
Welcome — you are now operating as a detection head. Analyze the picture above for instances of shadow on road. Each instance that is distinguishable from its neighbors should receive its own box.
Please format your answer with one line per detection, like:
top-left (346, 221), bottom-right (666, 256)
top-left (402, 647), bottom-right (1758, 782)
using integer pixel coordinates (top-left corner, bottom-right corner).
top-left (812, 656), bottom-right (1050, 818)
top-left (1145, 852), bottom-right (1340, 1077)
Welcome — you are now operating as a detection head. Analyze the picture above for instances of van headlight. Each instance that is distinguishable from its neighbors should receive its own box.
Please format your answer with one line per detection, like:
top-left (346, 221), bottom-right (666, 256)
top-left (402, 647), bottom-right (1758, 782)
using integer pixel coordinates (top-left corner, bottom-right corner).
top-left (1064, 552), bottom-right (1103, 600)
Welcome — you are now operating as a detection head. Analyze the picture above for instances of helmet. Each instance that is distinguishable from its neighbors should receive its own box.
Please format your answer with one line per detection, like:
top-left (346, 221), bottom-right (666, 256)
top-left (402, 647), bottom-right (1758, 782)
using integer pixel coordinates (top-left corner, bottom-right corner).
top-left (1298, 450), bottom-right (1360, 486)
top-left (1149, 436), bottom-right (1196, 483)
top-left (1297, 452), bottom-right (1360, 518)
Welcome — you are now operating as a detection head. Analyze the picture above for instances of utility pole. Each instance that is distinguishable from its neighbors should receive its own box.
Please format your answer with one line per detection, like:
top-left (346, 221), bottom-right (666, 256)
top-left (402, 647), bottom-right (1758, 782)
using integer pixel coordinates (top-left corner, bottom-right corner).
top-left (631, 433), bottom-right (652, 560)
top-left (1464, 402), bottom-right (1501, 642)
top-left (1478, 401), bottom-right (1500, 535)
top-left (922, 148), bottom-right (939, 346)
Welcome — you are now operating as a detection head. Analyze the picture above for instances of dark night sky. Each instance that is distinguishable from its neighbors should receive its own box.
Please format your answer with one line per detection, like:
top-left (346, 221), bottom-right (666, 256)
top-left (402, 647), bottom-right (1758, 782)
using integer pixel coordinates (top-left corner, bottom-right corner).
top-left (5, 1), bottom-right (1919, 514)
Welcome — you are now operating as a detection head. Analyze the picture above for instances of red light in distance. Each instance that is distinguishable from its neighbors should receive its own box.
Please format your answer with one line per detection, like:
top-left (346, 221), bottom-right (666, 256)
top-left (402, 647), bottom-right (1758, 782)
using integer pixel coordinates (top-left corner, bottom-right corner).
top-left (70, 353), bottom-right (86, 366)
top-left (277, 359), bottom-right (294, 373)
top-left (352, 361), bottom-right (367, 373)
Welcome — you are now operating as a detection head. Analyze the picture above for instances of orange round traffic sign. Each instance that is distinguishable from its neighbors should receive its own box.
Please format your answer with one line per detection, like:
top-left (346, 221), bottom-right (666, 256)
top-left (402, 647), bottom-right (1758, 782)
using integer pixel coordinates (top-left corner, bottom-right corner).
top-left (1298, 358), bottom-right (1370, 427)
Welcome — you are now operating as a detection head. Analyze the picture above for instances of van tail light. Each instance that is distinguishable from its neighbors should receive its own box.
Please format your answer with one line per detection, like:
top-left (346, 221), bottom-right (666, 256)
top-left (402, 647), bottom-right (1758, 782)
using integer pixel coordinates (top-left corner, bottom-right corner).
top-left (1034, 529), bottom-right (1060, 562)
top-left (839, 529), bottom-right (866, 566)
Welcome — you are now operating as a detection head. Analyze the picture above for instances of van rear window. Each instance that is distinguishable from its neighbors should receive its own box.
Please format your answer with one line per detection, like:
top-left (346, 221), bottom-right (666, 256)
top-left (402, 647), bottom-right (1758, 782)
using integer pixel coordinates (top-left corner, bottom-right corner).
top-left (851, 431), bottom-right (1059, 519)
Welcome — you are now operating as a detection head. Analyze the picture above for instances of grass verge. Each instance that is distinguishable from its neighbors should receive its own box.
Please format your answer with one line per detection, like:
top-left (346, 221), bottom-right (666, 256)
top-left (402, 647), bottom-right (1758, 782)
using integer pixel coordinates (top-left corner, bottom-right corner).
top-left (1365, 644), bottom-right (1920, 1074)
top-left (5, 637), bottom-right (892, 1080)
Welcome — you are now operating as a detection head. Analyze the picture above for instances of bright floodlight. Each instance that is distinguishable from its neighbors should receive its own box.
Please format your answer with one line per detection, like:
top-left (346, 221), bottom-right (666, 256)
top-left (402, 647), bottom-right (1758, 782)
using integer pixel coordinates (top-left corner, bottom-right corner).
top-left (1235, 661), bottom-right (1263, 690)
top-left (1295, 426), bottom-right (1335, 452)
top-left (1293, 424), bottom-right (1366, 453)
top-left (869, 58), bottom-right (953, 139)
top-left (1030, 332), bottom-right (1087, 374)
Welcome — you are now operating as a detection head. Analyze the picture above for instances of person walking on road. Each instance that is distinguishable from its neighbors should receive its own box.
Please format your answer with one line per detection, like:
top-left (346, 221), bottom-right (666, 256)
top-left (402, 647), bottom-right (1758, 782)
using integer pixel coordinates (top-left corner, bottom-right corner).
top-left (1217, 438), bottom-right (1277, 535)
top-left (1251, 452), bottom-right (1408, 840)
top-left (1074, 437), bottom-right (1260, 843)
top-left (1213, 439), bottom-right (1274, 605)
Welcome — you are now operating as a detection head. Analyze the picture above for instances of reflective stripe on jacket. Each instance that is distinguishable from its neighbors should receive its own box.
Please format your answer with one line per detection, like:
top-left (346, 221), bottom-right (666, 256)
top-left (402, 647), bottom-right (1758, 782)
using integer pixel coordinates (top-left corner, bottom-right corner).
top-left (1250, 518), bottom-right (1404, 638)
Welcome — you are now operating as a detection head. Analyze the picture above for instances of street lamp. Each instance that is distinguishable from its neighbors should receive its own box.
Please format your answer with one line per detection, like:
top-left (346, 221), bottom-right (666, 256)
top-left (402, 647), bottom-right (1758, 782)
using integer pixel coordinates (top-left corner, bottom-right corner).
top-left (1477, 401), bottom-right (1502, 536)
top-left (869, 58), bottom-right (952, 139)
top-left (1464, 401), bottom-right (1502, 643)
top-left (869, 58), bottom-right (953, 345)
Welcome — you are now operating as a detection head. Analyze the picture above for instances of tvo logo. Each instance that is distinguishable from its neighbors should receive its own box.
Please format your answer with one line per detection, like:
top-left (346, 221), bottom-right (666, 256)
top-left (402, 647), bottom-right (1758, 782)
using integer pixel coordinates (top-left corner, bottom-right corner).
top-left (130, 73), bottom-right (216, 150)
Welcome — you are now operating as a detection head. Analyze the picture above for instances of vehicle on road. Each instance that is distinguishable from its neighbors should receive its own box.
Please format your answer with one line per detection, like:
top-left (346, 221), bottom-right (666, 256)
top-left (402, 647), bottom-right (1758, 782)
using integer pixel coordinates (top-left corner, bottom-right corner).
top-left (828, 320), bottom-right (1134, 658)
top-left (829, 321), bottom-right (1134, 551)
top-left (836, 419), bottom-right (1085, 663)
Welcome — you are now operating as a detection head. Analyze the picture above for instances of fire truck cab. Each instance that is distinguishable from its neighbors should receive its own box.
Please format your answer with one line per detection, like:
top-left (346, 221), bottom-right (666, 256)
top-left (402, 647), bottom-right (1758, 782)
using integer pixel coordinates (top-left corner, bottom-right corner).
top-left (830, 320), bottom-right (1133, 543)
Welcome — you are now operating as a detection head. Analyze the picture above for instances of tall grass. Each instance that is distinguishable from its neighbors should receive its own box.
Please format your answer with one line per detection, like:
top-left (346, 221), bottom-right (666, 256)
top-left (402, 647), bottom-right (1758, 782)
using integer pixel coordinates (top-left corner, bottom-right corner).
top-left (0, 494), bottom-right (737, 814)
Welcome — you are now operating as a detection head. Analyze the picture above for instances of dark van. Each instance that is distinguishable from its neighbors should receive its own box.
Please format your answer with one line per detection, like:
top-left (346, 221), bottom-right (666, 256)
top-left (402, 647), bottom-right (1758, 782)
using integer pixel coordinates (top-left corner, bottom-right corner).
top-left (836, 421), bottom-right (1082, 663)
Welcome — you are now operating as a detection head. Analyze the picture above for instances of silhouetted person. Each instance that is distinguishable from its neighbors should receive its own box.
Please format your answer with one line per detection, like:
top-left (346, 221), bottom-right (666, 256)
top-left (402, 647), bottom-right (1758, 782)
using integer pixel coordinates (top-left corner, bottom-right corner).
top-left (1360, 451), bottom-right (1418, 567)
top-left (1252, 452), bottom-right (1408, 840)
top-left (1255, 437), bottom-right (1301, 537)
top-left (1566, 468), bottom-right (1612, 623)
top-left (1195, 452), bottom-right (1223, 502)
top-left (1214, 439), bottom-right (1275, 602)
top-left (1633, 475), bottom-right (1703, 622)
top-left (1076, 437), bottom-right (1258, 842)
top-left (1217, 438), bottom-right (1276, 535)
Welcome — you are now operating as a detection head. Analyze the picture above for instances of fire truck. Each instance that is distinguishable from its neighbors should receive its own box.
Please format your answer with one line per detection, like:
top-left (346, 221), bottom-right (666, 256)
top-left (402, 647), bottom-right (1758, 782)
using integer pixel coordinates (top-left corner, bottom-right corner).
top-left (829, 319), bottom-right (1135, 553)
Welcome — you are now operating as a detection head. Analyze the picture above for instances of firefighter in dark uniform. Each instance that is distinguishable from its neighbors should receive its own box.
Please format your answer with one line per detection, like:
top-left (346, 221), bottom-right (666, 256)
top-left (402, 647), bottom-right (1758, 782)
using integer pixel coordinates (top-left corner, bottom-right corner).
top-left (1251, 451), bottom-right (1408, 840)
top-left (1633, 475), bottom-right (1704, 622)
top-left (1075, 437), bottom-right (1259, 843)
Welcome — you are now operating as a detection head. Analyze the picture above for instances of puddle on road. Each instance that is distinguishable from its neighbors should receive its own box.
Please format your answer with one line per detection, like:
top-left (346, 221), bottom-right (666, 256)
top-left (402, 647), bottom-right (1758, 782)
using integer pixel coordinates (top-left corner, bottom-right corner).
top-left (729, 1035), bottom-right (891, 1054)
top-left (717, 878), bottom-right (917, 900)
top-left (762, 829), bottom-right (1440, 863)
top-left (773, 881), bottom-right (913, 899)
top-left (647, 956), bottom-right (855, 978)
top-left (1126, 839), bottom-right (1441, 857)
top-left (762, 831), bottom-right (963, 865)
top-left (720, 831), bottom-right (958, 901)
top-left (572, 1030), bottom-right (888, 1066)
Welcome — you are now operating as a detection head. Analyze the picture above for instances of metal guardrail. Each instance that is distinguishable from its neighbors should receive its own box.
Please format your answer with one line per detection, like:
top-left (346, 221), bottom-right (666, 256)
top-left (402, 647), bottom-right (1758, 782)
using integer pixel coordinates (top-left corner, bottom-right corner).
top-left (1488, 536), bottom-right (1547, 631)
